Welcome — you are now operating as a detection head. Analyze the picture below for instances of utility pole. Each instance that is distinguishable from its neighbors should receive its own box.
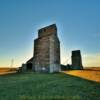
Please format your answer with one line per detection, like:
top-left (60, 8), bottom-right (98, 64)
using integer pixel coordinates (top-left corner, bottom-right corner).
top-left (10, 59), bottom-right (14, 71)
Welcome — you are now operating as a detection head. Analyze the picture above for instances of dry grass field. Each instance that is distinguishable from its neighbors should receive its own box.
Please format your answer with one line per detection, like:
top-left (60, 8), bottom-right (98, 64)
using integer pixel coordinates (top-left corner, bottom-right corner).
top-left (63, 67), bottom-right (100, 83)
top-left (0, 67), bottom-right (100, 83)
top-left (0, 68), bottom-right (17, 75)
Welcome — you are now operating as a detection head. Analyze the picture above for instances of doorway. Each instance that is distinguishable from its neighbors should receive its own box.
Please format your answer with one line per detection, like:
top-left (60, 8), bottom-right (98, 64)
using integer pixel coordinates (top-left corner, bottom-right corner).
top-left (27, 63), bottom-right (32, 70)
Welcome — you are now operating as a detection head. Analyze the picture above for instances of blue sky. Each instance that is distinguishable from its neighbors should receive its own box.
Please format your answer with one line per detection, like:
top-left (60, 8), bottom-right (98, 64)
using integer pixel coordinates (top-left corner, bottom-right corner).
top-left (0, 0), bottom-right (100, 67)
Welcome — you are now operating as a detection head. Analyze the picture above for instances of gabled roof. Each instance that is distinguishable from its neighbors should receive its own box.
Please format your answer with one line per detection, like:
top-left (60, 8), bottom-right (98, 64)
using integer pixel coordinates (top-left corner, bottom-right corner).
top-left (26, 57), bottom-right (33, 63)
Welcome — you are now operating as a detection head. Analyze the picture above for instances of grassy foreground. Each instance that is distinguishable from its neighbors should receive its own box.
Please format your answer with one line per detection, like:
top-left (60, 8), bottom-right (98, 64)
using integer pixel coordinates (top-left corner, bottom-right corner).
top-left (0, 72), bottom-right (100, 100)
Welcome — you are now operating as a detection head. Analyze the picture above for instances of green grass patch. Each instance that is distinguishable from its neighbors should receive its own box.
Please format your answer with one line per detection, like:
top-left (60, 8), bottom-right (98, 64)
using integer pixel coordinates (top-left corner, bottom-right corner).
top-left (0, 72), bottom-right (100, 100)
